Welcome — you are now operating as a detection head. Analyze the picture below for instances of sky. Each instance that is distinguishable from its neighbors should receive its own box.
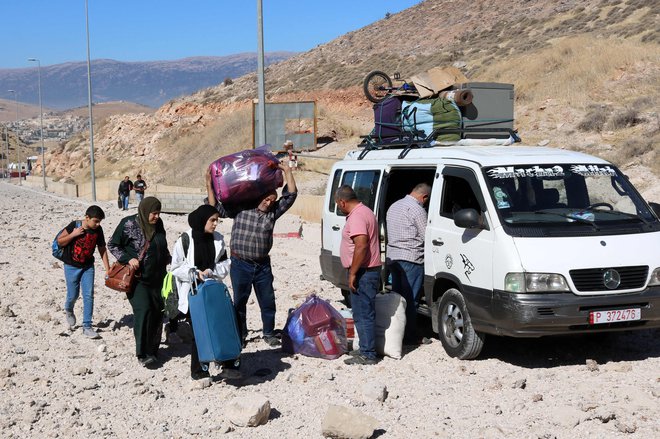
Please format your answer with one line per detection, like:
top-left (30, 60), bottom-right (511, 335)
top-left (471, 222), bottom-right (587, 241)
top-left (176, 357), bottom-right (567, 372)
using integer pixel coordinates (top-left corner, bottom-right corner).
top-left (1, 0), bottom-right (421, 69)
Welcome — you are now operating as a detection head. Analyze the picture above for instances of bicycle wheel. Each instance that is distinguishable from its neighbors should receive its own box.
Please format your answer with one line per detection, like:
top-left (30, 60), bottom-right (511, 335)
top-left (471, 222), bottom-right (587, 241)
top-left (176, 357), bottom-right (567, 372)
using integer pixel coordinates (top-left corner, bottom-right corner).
top-left (363, 71), bottom-right (393, 103)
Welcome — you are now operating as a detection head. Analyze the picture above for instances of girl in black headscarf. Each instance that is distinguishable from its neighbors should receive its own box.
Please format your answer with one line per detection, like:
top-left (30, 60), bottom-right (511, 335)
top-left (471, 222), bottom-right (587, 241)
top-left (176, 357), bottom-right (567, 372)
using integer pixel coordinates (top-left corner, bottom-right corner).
top-left (171, 204), bottom-right (234, 380)
top-left (108, 197), bottom-right (170, 367)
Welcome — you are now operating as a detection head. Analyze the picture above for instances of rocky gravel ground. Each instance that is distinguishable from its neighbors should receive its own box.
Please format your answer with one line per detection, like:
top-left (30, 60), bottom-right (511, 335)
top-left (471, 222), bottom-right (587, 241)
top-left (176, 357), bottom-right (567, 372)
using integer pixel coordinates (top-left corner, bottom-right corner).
top-left (0, 182), bottom-right (658, 438)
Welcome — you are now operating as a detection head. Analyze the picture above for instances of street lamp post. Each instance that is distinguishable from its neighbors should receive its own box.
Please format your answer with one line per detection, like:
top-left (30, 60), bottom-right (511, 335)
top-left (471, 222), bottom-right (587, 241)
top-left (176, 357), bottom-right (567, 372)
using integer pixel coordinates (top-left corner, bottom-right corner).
top-left (28, 58), bottom-right (47, 191)
top-left (85, 0), bottom-right (96, 201)
top-left (256, 0), bottom-right (266, 146)
top-left (8, 89), bottom-right (21, 186)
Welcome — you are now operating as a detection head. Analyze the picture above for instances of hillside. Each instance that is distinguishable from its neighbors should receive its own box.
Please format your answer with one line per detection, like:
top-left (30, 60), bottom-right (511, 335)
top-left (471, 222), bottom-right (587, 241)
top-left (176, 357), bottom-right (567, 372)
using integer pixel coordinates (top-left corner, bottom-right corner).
top-left (0, 53), bottom-right (296, 110)
top-left (0, 98), bottom-right (45, 122)
top-left (60, 101), bottom-right (156, 121)
top-left (41, 0), bottom-right (659, 201)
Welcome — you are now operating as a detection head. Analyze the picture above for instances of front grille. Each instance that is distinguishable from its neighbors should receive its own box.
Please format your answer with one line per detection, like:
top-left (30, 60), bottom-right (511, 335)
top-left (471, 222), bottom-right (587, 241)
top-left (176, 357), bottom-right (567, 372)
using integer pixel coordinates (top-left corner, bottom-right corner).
top-left (569, 266), bottom-right (648, 292)
top-left (537, 307), bottom-right (555, 316)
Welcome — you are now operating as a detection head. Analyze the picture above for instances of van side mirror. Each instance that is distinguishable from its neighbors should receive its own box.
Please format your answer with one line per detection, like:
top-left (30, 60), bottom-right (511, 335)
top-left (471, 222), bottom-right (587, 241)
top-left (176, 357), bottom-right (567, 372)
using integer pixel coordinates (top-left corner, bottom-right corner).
top-left (649, 202), bottom-right (660, 218)
top-left (454, 208), bottom-right (483, 229)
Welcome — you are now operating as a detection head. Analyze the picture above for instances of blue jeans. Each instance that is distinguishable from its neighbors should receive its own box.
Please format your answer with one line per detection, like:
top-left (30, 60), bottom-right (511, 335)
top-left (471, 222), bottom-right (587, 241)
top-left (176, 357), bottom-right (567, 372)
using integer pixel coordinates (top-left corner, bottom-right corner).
top-left (135, 192), bottom-right (144, 204)
top-left (351, 268), bottom-right (380, 360)
top-left (63, 264), bottom-right (95, 328)
top-left (121, 193), bottom-right (129, 209)
top-left (389, 260), bottom-right (424, 339)
top-left (230, 256), bottom-right (276, 339)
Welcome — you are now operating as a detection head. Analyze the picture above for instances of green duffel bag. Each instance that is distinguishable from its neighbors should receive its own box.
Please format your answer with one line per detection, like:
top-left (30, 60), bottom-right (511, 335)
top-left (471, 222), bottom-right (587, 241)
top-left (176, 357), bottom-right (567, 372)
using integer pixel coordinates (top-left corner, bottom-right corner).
top-left (430, 98), bottom-right (462, 142)
top-left (402, 98), bottom-right (462, 142)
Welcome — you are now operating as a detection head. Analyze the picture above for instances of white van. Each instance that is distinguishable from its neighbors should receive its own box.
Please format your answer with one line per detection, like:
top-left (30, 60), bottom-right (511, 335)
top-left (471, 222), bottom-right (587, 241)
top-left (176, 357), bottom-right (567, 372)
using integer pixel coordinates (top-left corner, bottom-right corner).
top-left (320, 144), bottom-right (660, 359)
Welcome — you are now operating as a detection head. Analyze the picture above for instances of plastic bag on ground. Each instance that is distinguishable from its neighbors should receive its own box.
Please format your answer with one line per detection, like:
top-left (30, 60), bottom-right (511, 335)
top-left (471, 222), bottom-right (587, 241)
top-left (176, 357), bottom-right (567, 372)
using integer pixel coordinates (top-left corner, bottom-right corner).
top-left (208, 146), bottom-right (283, 205)
top-left (282, 294), bottom-right (348, 360)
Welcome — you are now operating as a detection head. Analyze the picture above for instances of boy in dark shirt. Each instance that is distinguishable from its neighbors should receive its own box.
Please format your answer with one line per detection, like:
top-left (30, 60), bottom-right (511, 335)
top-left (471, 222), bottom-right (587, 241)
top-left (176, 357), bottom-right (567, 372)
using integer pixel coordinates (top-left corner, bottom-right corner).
top-left (56, 205), bottom-right (111, 338)
top-left (134, 174), bottom-right (147, 204)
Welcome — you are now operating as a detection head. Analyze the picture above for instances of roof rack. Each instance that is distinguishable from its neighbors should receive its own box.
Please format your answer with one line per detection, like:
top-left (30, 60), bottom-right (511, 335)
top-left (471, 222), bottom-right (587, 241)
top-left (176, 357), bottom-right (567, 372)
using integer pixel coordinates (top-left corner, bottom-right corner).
top-left (357, 127), bottom-right (521, 160)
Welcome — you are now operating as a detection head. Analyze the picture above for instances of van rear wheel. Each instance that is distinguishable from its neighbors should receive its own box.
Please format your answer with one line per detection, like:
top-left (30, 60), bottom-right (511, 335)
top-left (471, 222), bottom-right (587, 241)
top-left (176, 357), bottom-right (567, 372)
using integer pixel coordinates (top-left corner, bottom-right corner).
top-left (437, 288), bottom-right (485, 360)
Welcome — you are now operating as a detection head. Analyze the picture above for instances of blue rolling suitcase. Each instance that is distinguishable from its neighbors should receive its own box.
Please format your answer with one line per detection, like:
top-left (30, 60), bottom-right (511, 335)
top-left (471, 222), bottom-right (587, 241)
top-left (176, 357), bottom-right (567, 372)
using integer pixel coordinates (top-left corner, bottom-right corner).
top-left (188, 273), bottom-right (242, 363)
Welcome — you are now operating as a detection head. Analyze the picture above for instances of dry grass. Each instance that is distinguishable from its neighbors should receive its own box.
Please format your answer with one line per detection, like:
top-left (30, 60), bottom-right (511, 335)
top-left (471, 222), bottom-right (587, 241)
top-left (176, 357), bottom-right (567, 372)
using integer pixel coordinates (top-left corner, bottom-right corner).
top-left (607, 107), bottom-right (644, 130)
top-left (155, 107), bottom-right (253, 186)
top-left (603, 135), bottom-right (659, 172)
top-left (577, 105), bottom-right (612, 132)
top-left (482, 35), bottom-right (659, 107)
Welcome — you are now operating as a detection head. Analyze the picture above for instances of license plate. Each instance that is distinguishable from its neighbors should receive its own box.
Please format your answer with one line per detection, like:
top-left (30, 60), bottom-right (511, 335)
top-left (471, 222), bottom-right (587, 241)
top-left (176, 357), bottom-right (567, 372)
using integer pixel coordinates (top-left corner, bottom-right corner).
top-left (589, 308), bottom-right (641, 324)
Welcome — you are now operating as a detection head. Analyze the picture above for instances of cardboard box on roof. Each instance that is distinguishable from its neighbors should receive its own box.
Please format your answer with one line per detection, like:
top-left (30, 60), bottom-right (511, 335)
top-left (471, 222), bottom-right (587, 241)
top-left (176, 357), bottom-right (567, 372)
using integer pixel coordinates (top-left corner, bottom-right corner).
top-left (410, 66), bottom-right (469, 98)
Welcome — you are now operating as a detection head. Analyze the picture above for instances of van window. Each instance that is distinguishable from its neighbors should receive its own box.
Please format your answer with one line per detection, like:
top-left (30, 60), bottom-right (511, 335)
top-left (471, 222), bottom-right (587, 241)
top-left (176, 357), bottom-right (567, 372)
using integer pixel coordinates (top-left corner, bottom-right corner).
top-left (327, 169), bottom-right (342, 212)
top-left (483, 163), bottom-right (660, 237)
top-left (339, 170), bottom-right (381, 216)
top-left (440, 175), bottom-right (482, 219)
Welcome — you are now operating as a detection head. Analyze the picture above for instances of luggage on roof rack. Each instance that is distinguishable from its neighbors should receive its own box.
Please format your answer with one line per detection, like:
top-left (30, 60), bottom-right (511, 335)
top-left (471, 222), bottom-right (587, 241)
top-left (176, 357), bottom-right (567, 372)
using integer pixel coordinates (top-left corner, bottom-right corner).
top-left (357, 127), bottom-right (521, 160)
top-left (367, 81), bottom-right (515, 148)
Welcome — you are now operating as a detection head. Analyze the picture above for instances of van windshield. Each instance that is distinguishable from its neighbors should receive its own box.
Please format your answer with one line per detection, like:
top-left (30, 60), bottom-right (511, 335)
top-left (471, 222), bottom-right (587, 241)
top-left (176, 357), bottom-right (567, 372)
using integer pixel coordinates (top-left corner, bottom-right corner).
top-left (483, 163), bottom-right (659, 236)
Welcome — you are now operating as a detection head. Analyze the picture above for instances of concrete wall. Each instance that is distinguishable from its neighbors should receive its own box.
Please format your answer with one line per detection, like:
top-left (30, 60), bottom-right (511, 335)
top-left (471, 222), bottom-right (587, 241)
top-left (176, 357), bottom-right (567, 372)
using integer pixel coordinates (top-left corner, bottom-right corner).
top-left (287, 194), bottom-right (324, 223)
top-left (21, 176), bottom-right (324, 222)
top-left (24, 176), bottom-right (79, 198)
top-left (158, 192), bottom-right (207, 214)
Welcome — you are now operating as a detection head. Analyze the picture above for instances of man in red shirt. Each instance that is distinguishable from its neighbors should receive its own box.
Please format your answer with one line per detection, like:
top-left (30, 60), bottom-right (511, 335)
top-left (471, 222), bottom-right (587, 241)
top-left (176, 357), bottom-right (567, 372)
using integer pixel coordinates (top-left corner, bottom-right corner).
top-left (335, 185), bottom-right (381, 365)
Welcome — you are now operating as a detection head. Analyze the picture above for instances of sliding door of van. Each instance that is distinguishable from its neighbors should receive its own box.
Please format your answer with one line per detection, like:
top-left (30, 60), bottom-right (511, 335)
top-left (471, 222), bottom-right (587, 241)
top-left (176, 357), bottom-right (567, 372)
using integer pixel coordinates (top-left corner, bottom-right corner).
top-left (320, 167), bottom-right (384, 290)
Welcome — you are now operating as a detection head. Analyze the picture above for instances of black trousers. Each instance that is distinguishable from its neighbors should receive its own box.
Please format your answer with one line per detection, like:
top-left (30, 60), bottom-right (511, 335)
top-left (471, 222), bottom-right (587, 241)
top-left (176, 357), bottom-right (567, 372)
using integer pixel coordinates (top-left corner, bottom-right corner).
top-left (128, 282), bottom-right (163, 358)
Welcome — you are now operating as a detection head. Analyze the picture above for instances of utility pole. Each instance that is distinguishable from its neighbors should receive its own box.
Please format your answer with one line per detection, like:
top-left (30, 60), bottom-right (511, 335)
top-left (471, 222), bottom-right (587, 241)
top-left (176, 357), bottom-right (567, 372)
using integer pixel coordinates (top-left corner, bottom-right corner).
top-left (28, 58), bottom-right (47, 190)
top-left (3, 126), bottom-right (9, 181)
top-left (85, 0), bottom-right (97, 201)
top-left (256, 0), bottom-right (266, 146)
top-left (8, 89), bottom-right (21, 186)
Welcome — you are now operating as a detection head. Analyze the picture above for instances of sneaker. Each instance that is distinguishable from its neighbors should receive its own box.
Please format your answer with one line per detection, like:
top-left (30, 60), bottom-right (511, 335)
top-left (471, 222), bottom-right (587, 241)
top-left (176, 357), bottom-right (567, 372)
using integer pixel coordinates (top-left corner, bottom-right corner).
top-left (65, 310), bottom-right (76, 329)
top-left (82, 327), bottom-right (101, 339)
top-left (346, 349), bottom-right (360, 357)
top-left (263, 335), bottom-right (281, 347)
top-left (343, 354), bottom-right (379, 366)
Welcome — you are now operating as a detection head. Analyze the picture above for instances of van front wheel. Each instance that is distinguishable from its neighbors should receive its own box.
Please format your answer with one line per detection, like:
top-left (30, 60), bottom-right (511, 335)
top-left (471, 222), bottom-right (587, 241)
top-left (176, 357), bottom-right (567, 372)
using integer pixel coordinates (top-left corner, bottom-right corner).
top-left (437, 289), bottom-right (485, 360)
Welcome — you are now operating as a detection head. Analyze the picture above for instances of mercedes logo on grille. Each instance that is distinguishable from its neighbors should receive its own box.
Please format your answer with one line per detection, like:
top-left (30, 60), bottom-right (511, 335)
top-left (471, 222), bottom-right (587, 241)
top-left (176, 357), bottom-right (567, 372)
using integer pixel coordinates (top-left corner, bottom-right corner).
top-left (603, 269), bottom-right (621, 290)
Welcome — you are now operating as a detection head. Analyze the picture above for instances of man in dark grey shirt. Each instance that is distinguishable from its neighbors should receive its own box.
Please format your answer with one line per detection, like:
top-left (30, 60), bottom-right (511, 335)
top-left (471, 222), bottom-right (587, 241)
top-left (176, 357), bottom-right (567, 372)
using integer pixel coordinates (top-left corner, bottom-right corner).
top-left (206, 163), bottom-right (297, 347)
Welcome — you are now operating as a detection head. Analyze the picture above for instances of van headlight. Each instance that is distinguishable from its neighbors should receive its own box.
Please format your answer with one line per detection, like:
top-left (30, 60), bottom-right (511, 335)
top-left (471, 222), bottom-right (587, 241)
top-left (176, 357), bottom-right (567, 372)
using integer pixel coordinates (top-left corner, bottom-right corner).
top-left (505, 273), bottom-right (570, 293)
top-left (649, 268), bottom-right (660, 286)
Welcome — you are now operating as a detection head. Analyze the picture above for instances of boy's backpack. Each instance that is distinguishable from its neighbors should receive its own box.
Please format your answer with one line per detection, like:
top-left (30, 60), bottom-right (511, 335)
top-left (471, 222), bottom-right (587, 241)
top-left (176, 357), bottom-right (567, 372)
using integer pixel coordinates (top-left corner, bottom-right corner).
top-left (52, 220), bottom-right (82, 261)
top-left (161, 232), bottom-right (190, 319)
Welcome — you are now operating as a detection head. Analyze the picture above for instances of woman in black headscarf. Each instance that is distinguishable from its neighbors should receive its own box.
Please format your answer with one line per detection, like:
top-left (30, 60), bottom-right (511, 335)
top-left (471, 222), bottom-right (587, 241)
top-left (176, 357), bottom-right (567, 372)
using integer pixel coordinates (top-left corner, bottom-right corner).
top-left (171, 204), bottom-right (235, 380)
top-left (108, 197), bottom-right (170, 367)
